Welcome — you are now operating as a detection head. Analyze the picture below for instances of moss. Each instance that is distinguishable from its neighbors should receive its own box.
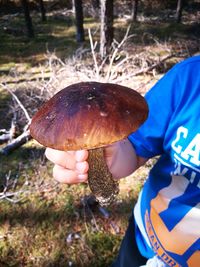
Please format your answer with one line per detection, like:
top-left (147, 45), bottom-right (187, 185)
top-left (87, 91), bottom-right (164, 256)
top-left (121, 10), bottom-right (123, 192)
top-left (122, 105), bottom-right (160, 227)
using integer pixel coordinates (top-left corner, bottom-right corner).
top-left (86, 232), bottom-right (122, 267)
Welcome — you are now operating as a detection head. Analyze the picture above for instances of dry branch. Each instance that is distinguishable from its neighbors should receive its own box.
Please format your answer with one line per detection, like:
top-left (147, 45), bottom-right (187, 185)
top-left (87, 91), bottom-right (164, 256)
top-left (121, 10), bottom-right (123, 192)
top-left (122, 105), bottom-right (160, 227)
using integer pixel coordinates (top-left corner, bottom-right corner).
top-left (133, 54), bottom-right (175, 75)
top-left (0, 83), bottom-right (31, 123)
top-left (105, 25), bottom-right (135, 82)
top-left (114, 53), bottom-right (180, 83)
top-left (88, 28), bottom-right (100, 80)
top-left (0, 83), bottom-right (32, 154)
top-left (0, 119), bottom-right (16, 144)
top-left (0, 132), bottom-right (12, 144)
top-left (0, 170), bottom-right (59, 203)
top-left (0, 171), bottom-right (26, 203)
top-left (0, 128), bottom-right (31, 155)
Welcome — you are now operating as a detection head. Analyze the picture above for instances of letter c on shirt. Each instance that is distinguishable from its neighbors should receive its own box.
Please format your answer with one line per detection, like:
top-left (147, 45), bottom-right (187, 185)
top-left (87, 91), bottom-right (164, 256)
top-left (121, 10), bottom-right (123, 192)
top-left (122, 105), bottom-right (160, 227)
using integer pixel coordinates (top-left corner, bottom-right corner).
top-left (171, 126), bottom-right (188, 154)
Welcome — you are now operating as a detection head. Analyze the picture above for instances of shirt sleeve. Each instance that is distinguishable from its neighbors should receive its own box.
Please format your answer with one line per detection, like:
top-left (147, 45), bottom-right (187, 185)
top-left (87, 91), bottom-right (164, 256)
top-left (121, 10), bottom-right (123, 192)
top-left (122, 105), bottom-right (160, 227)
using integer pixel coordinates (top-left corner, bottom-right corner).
top-left (128, 64), bottom-right (181, 159)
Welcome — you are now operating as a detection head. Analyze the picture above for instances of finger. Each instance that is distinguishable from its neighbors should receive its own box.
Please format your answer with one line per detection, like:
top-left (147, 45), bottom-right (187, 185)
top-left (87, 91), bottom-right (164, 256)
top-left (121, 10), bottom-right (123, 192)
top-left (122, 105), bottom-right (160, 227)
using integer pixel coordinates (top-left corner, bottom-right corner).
top-left (53, 164), bottom-right (88, 184)
top-left (76, 161), bottom-right (89, 174)
top-left (45, 148), bottom-right (76, 169)
top-left (75, 150), bottom-right (89, 162)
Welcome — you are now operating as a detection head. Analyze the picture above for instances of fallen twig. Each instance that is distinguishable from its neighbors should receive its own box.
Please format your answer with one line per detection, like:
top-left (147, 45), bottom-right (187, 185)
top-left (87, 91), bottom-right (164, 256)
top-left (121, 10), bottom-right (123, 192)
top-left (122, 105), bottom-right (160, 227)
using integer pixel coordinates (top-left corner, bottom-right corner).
top-left (114, 53), bottom-right (179, 83)
top-left (0, 171), bottom-right (26, 203)
top-left (0, 83), bottom-right (32, 153)
top-left (0, 169), bottom-right (60, 203)
top-left (0, 128), bottom-right (31, 155)
top-left (0, 118), bottom-right (16, 144)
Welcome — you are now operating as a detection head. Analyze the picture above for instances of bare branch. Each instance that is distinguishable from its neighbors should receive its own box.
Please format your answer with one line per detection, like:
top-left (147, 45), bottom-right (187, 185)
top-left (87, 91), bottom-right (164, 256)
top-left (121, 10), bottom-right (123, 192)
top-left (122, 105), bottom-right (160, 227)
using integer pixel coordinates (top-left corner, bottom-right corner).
top-left (105, 25), bottom-right (135, 82)
top-left (0, 83), bottom-right (31, 123)
top-left (88, 28), bottom-right (100, 81)
top-left (0, 118), bottom-right (16, 144)
top-left (0, 128), bottom-right (31, 155)
top-left (114, 53), bottom-right (178, 83)
top-left (0, 171), bottom-right (26, 203)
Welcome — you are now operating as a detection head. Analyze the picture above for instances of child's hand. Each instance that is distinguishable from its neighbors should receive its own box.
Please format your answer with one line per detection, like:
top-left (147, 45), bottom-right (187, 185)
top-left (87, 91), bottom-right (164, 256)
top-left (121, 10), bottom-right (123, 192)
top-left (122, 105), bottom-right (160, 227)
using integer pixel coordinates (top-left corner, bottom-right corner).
top-left (45, 149), bottom-right (89, 184)
top-left (104, 139), bottom-right (139, 179)
top-left (45, 138), bottom-right (141, 184)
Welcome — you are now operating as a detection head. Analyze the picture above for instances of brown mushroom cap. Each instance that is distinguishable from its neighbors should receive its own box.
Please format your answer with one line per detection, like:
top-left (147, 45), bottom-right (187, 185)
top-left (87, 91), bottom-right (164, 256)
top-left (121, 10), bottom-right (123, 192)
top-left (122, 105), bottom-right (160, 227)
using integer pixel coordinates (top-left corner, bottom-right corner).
top-left (30, 82), bottom-right (148, 150)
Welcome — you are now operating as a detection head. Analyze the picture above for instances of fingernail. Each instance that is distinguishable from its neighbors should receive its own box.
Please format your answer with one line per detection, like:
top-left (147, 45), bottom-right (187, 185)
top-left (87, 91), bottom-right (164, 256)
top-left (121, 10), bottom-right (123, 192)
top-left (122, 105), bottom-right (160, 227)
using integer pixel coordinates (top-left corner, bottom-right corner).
top-left (77, 174), bottom-right (87, 181)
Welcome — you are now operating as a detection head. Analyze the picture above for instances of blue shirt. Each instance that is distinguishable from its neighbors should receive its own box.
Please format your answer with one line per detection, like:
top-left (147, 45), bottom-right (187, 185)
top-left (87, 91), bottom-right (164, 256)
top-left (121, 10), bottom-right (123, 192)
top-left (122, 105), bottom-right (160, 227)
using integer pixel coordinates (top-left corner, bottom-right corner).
top-left (129, 56), bottom-right (200, 267)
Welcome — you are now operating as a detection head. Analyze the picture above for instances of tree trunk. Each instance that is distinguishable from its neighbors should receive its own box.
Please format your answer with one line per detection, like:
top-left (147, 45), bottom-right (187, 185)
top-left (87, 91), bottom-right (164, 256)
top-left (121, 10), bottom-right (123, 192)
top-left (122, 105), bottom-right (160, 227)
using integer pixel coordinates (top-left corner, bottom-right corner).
top-left (100, 0), bottom-right (114, 59)
top-left (91, 0), bottom-right (100, 9)
top-left (74, 0), bottom-right (85, 42)
top-left (176, 0), bottom-right (184, 23)
top-left (131, 0), bottom-right (139, 22)
top-left (39, 0), bottom-right (46, 22)
top-left (91, 0), bottom-right (100, 18)
top-left (21, 0), bottom-right (34, 38)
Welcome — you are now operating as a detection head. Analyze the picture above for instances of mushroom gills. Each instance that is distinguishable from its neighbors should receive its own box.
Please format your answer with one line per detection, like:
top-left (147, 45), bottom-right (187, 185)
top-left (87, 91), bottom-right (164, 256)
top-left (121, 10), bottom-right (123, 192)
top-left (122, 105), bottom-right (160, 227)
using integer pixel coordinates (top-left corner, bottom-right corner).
top-left (88, 147), bottom-right (119, 206)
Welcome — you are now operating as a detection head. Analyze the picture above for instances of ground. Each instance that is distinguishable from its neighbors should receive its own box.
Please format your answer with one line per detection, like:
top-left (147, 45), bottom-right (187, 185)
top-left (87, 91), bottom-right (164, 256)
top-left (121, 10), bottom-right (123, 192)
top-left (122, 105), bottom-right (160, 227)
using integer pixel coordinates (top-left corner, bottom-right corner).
top-left (0, 3), bottom-right (199, 266)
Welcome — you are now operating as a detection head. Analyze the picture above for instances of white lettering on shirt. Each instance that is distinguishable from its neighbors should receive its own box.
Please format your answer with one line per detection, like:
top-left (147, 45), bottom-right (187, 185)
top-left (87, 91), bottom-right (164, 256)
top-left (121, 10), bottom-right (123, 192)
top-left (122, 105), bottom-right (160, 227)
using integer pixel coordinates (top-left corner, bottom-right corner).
top-left (171, 126), bottom-right (188, 154)
top-left (171, 126), bottom-right (200, 167)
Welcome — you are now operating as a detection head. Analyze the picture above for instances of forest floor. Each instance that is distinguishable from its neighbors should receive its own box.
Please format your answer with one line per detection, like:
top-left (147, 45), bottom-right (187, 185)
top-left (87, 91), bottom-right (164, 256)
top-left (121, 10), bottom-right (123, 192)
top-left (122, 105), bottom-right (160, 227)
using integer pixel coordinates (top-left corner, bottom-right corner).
top-left (0, 3), bottom-right (199, 267)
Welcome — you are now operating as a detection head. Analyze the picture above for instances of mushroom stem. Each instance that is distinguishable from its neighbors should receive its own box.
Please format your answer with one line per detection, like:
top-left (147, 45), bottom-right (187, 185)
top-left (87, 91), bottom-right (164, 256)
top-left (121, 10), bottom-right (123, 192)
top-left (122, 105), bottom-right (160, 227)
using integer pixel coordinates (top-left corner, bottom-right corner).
top-left (88, 147), bottom-right (119, 206)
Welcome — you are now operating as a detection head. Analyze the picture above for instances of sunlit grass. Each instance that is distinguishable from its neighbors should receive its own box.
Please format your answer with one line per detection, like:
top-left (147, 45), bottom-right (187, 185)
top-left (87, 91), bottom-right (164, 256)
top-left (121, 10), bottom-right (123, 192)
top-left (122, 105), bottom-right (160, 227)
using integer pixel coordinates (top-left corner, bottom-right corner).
top-left (1, 8), bottom-right (199, 67)
top-left (0, 136), bottom-right (148, 266)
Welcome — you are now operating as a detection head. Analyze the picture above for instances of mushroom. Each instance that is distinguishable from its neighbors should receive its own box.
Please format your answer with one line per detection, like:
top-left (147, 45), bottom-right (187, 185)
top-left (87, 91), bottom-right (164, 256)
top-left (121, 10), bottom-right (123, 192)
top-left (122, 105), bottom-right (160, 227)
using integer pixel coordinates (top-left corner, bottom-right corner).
top-left (30, 82), bottom-right (148, 206)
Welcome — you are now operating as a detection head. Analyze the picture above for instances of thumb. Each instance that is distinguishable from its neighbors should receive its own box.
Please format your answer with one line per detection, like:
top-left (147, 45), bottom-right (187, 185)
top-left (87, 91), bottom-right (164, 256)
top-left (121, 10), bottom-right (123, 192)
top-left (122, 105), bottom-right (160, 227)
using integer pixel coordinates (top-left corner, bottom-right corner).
top-left (103, 141), bottom-right (122, 175)
top-left (104, 139), bottom-right (137, 179)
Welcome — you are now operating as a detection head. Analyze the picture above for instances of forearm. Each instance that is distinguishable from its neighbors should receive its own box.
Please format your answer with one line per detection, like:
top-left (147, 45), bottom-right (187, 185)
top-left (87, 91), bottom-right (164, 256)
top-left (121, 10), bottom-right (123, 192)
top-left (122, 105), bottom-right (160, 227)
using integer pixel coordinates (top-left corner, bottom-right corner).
top-left (105, 138), bottom-right (148, 180)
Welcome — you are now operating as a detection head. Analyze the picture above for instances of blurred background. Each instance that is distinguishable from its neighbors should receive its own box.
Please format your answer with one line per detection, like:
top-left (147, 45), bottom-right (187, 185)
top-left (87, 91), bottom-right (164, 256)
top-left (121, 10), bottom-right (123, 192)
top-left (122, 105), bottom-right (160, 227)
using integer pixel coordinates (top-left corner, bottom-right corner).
top-left (0, 0), bottom-right (199, 266)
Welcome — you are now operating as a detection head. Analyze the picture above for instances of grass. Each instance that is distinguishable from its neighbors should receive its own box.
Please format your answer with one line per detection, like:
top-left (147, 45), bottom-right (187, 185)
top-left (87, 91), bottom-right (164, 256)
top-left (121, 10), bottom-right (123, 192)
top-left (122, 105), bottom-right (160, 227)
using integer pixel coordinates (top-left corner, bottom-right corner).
top-left (0, 147), bottom-right (139, 267)
top-left (0, 137), bottom-right (147, 266)
top-left (1, 5), bottom-right (199, 67)
top-left (0, 4), bottom-right (199, 267)
top-left (0, 13), bottom-right (78, 66)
